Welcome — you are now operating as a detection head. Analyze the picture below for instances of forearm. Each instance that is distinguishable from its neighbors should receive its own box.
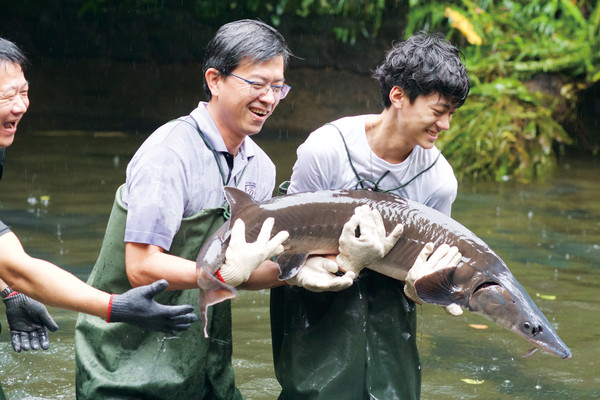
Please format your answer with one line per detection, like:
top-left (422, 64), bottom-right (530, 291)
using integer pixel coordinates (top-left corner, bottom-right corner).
top-left (125, 242), bottom-right (197, 290)
top-left (238, 260), bottom-right (283, 290)
top-left (0, 232), bottom-right (111, 319)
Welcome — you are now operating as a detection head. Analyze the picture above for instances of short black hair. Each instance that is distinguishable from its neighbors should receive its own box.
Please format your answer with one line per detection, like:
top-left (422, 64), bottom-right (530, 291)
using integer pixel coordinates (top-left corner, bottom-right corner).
top-left (202, 19), bottom-right (291, 100)
top-left (373, 31), bottom-right (470, 109)
top-left (0, 37), bottom-right (29, 70)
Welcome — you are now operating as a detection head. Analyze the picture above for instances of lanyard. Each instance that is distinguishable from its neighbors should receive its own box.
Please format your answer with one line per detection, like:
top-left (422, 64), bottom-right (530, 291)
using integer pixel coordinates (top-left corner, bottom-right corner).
top-left (328, 123), bottom-right (441, 193)
top-left (173, 118), bottom-right (249, 216)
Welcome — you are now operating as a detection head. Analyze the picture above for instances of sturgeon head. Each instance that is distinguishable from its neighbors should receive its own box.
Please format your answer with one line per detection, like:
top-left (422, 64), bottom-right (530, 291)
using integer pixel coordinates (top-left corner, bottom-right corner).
top-left (196, 187), bottom-right (571, 359)
top-left (411, 250), bottom-right (572, 359)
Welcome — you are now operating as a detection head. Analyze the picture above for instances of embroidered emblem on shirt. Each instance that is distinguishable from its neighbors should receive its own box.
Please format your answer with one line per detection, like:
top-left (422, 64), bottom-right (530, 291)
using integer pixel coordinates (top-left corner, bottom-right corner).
top-left (245, 182), bottom-right (257, 198)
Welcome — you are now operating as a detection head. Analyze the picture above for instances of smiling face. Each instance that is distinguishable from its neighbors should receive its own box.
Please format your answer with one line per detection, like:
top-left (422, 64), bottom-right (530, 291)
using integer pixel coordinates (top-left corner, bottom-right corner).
top-left (396, 90), bottom-right (456, 150)
top-left (206, 56), bottom-right (285, 151)
top-left (0, 62), bottom-right (29, 149)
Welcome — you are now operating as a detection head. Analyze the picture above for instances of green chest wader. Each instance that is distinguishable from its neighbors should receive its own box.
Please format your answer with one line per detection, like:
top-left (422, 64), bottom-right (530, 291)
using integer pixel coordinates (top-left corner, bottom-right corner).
top-left (75, 185), bottom-right (242, 400)
top-left (270, 124), bottom-right (440, 400)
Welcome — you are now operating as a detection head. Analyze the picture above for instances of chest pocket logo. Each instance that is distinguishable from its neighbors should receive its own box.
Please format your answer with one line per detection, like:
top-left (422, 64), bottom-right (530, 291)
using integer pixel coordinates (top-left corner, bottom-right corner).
top-left (245, 182), bottom-right (257, 198)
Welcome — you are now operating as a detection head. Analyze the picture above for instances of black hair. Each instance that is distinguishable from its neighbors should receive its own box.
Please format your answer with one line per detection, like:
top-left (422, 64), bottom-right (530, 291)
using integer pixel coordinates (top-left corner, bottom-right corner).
top-left (0, 38), bottom-right (29, 70)
top-left (373, 31), bottom-right (470, 109)
top-left (202, 19), bottom-right (291, 100)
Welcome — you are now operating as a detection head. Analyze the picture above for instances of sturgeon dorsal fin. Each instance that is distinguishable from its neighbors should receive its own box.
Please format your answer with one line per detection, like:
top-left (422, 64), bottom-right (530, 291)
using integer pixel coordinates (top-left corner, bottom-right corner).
top-left (223, 187), bottom-right (259, 221)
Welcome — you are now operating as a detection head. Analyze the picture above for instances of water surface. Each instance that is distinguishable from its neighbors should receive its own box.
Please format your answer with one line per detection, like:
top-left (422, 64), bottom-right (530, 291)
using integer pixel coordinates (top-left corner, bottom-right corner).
top-left (0, 130), bottom-right (598, 399)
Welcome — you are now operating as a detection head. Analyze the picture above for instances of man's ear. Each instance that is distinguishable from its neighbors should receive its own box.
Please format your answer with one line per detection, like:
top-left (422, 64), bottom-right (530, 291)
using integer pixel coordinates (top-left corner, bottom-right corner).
top-left (205, 68), bottom-right (222, 98)
top-left (389, 86), bottom-right (405, 109)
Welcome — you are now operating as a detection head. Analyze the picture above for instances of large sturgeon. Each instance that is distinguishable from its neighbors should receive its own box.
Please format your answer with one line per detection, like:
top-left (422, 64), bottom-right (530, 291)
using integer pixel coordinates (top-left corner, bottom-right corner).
top-left (196, 187), bottom-right (571, 359)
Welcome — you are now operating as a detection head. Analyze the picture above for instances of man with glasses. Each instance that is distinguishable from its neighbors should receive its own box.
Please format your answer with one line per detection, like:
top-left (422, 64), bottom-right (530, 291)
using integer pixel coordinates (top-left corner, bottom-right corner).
top-left (75, 19), bottom-right (355, 399)
top-left (271, 32), bottom-right (470, 399)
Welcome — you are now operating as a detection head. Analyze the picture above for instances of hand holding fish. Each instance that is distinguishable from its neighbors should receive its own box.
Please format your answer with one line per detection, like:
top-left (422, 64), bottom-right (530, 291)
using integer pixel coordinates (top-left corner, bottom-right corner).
top-left (286, 256), bottom-right (355, 292)
top-left (218, 217), bottom-right (289, 287)
top-left (336, 205), bottom-right (404, 274)
top-left (404, 243), bottom-right (463, 316)
top-left (197, 188), bottom-right (572, 358)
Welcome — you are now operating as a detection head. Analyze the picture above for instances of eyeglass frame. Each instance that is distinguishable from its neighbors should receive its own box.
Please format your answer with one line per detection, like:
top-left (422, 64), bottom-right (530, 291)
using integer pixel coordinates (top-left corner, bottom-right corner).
top-left (225, 72), bottom-right (291, 99)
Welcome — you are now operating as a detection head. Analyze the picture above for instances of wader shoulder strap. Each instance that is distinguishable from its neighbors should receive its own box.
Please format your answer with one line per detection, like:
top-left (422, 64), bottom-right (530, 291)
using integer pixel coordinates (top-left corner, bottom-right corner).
top-left (328, 122), bottom-right (441, 193)
top-left (173, 118), bottom-right (248, 215)
top-left (173, 118), bottom-right (227, 185)
top-left (327, 123), bottom-right (369, 190)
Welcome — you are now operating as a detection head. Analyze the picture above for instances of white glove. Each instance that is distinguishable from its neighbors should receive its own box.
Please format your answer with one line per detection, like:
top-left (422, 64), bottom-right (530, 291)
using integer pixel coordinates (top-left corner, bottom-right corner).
top-left (336, 205), bottom-right (404, 275)
top-left (404, 242), bottom-right (463, 316)
top-left (219, 217), bottom-right (289, 287)
top-left (286, 256), bottom-right (356, 292)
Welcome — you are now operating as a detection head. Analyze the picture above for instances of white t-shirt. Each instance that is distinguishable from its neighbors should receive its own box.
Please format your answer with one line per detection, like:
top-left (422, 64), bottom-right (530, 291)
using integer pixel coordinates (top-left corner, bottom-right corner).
top-left (122, 102), bottom-right (276, 251)
top-left (288, 114), bottom-right (457, 216)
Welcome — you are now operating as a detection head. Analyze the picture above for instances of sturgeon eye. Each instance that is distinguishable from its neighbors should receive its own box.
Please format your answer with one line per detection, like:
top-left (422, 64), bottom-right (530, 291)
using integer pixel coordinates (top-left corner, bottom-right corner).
top-left (524, 322), bottom-right (531, 330)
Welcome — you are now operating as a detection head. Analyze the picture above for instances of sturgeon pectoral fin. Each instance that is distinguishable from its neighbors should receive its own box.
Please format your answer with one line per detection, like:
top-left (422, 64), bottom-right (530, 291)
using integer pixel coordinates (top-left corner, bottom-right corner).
top-left (197, 266), bottom-right (238, 338)
top-left (275, 251), bottom-right (310, 281)
top-left (413, 266), bottom-right (460, 306)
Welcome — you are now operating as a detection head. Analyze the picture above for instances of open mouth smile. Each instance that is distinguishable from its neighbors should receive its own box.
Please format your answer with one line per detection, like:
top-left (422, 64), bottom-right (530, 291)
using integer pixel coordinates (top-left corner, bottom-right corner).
top-left (2, 120), bottom-right (17, 132)
top-left (250, 107), bottom-right (268, 117)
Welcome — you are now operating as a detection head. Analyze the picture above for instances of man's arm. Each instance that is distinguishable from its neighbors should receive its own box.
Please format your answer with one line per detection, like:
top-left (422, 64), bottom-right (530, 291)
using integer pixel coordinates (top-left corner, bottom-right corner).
top-left (0, 232), bottom-right (197, 334)
top-left (125, 242), bottom-right (199, 290)
top-left (0, 232), bottom-right (109, 317)
top-left (125, 219), bottom-right (288, 291)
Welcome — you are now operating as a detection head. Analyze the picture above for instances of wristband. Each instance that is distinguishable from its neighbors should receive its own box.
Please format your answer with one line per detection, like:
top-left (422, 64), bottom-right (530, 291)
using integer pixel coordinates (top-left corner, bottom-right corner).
top-left (0, 287), bottom-right (18, 300)
top-left (215, 269), bottom-right (226, 284)
top-left (106, 294), bottom-right (116, 323)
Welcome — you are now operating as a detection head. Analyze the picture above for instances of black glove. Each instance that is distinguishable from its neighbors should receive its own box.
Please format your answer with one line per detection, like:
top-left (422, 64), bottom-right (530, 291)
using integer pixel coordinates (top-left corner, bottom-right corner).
top-left (108, 279), bottom-right (198, 333)
top-left (2, 288), bottom-right (59, 352)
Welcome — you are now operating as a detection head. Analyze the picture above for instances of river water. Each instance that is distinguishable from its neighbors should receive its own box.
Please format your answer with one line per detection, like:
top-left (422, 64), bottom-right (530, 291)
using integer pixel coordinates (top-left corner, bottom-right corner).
top-left (0, 130), bottom-right (598, 399)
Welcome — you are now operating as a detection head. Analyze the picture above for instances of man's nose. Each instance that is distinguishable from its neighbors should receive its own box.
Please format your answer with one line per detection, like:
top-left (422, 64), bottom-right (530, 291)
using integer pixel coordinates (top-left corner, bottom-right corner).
top-left (436, 114), bottom-right (451, 130)
top-left (11, 95), bottom-right (29, 114)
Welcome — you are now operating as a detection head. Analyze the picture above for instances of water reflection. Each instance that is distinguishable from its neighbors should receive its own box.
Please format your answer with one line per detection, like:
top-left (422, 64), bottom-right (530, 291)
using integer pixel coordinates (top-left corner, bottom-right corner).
top-left (0, 131), bottom-right (598, 399)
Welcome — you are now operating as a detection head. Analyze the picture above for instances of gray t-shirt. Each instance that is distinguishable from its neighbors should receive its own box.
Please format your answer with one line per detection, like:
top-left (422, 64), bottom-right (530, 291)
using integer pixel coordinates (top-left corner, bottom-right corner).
top-left (121, 102), bottom-right (276, 251)
top-left (288, 114), bottom-right (457, 216)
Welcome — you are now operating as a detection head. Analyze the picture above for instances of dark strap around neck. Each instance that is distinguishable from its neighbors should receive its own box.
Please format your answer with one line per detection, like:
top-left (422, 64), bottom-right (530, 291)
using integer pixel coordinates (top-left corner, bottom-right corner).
top-left (328, 122), bottom-right (441, 193)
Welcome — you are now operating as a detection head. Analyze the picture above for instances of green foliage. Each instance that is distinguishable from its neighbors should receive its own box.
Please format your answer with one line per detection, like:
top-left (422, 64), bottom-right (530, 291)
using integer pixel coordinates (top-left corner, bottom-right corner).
top-left (437, 79), bottom-right (572, 182)
top-left (70, 0), bottom-right (597, 181)
top-left (408, 0), bottom-right (599, 181)
top-left (288, 0), bottom-right (390, 43)
top-left (77, 0), bottom-right (395, 43)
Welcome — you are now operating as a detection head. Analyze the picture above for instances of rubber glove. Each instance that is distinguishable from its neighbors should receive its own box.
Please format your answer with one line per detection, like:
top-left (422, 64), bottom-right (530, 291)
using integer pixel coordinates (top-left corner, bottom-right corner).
top-left (108, 279), bottom-right (198, 333)
top-left (404, 243), bottom-right (464, 316)
top-left (1, 288), bottom-right (59, 352)
top-left (336, 205), bottom-right (404, 275)
top-left (219, 217), bottom-right (289, 287)
top-left (286, 256), bottom-right (355, 292)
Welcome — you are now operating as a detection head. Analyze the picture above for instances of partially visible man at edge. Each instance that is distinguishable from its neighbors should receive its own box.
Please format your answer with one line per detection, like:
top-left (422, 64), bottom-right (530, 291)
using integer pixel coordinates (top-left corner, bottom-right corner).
top-left (74, 19), bottom-right (389, 399)
top-left (0, 37), bottom-right (198, 400)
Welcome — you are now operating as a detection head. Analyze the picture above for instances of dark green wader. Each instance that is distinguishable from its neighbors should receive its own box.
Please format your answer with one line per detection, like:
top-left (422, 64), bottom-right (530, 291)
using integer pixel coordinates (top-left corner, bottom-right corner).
top-left (75, 185), bottom-right (243, 400)
top-left (270, 272), bottom-right (420, 400)
top-left (271, 128), bottom-right (425, 399)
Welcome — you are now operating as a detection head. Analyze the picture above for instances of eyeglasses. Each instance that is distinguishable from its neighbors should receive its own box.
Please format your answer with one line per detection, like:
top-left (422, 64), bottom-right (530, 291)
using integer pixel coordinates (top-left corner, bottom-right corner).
top-left (226, 72), bottom-right (291, 100)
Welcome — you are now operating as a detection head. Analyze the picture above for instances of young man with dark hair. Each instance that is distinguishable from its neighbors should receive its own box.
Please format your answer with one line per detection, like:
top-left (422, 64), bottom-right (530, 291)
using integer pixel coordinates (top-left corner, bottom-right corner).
top-left (271, 31), bottom-right (470, 399)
